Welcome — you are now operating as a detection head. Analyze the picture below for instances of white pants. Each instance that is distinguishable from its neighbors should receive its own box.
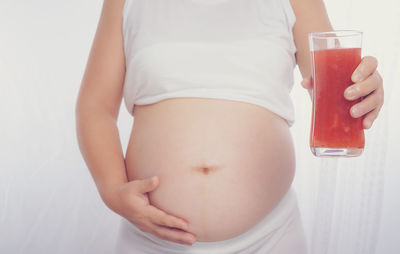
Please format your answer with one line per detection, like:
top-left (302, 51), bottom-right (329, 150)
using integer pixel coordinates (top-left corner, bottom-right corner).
top-left (113, 188), bottom-right (309, 254)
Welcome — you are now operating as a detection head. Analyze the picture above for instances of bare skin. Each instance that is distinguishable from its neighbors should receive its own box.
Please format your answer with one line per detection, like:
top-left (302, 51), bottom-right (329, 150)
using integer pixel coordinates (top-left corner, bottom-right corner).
top-left (75, 0), bottom-right (384, 247)
top-left (291, 0), bottom-right (384, 128)
top-left (126, 98), bottom-right (296, 242)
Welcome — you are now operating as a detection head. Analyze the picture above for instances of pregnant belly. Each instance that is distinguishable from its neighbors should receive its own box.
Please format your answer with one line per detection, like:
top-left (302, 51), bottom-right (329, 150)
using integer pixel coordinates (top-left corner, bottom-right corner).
top-left (124, 98), bottom-right (296, 242)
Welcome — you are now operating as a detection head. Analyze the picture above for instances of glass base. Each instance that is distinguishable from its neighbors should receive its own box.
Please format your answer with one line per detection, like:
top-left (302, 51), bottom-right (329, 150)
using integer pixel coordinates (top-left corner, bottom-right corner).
top-left (311, 147), bottom-right (363, 157)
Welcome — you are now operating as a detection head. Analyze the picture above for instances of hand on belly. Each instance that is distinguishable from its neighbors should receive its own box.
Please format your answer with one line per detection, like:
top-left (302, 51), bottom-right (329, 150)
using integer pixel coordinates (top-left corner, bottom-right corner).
top-left (115, 175), bottom-right (198, 246)
top-left (125, 98), bottom-right (296, 242)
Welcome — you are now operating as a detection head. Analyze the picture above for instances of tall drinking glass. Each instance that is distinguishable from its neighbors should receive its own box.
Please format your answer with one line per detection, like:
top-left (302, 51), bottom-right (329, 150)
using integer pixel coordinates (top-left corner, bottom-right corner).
top-left (309, 30), bottom-right (365, 157)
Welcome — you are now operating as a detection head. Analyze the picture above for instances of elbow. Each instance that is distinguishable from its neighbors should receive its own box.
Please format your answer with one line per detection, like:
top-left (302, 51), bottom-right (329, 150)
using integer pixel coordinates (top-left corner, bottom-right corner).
top-left (75, 95), bottom-right (91, 124)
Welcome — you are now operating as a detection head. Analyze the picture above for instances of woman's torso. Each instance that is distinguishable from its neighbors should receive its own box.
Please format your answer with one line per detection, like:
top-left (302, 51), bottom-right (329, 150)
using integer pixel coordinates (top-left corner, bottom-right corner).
top-left (122, 0), bottom-right (297, 242)
top-left (125, 98), bottom-right (296, 241)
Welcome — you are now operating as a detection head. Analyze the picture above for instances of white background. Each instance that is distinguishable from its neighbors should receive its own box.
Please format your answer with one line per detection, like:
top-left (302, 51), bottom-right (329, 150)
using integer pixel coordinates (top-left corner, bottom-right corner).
top-left (0, 0), bottom-right (399, 253)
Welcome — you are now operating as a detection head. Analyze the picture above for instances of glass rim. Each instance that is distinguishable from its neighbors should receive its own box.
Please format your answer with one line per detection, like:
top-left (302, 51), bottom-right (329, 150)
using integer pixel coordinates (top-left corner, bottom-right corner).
top-left (309, 30), bottom-right (363, 39)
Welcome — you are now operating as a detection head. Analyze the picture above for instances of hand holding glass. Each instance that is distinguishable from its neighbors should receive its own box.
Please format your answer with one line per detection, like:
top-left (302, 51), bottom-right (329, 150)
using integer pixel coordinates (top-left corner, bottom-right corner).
top-left (309, 30), bottom-right (365, 157)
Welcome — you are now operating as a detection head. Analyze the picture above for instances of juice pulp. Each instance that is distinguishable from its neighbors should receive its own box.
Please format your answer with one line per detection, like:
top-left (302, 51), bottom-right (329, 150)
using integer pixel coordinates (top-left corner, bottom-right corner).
top-left (310, 48), bottom-right (365, 149)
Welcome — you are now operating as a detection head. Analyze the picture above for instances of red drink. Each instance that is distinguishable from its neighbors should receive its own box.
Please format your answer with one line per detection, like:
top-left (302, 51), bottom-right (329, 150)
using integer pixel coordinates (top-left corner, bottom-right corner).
top-left (310, 48), bottom-right (365, 156)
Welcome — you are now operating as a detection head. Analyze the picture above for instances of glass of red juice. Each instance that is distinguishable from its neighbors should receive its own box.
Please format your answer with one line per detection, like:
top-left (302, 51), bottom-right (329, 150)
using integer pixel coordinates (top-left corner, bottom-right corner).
top-left (309, 30), bottom-right (365, 157)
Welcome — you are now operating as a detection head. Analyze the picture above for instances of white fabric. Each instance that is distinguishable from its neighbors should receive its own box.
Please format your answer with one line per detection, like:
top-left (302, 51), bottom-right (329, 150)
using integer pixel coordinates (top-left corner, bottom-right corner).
top-left (122, 0), bottom-right (297, 126)
top-left (114, 188), bottom-right (308, 254)
top-left (0, 0), bottom-right (399, 254)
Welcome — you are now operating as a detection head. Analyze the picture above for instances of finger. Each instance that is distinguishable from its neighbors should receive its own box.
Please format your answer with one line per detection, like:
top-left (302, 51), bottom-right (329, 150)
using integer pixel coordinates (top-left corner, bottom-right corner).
top-left (151, 224), bottom-right (196, 246)
top-left (362, 105), bottom-right (382, 129)
top-left (134, 176), bottom-right (159, 193)
top-left (301, 77), bottom-right (313, 90)
top-left (352, 56), bottom-right (378, 83)
top-left (350, 89), bottom-right (381, 118)
top-left (344, 71), bottom-right (380, 101)
top-left (147, 205), bottom-right (189, 231)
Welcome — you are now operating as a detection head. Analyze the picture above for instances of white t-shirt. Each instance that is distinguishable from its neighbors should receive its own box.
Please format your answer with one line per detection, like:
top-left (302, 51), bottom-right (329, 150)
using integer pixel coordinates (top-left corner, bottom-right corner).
top-left (122, 0), bottom-right (297, 126)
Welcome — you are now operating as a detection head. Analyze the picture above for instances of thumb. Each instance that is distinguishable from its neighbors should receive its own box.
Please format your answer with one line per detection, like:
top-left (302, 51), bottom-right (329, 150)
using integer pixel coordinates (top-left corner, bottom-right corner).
top-left (135, 176), bottom-right (159, 193)
top-left (301, 77), bottom-right (313, 90)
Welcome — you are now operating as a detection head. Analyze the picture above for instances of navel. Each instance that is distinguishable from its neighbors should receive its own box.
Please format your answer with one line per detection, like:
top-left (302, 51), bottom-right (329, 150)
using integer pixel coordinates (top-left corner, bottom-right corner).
top-left (192, 164), bottom-right (219, 175)
top-left (202, 167), bottom-right (211, 175)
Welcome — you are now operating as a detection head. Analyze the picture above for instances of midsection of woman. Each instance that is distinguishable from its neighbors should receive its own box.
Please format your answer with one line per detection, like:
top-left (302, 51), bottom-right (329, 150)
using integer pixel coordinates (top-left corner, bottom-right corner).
top-left (124, 97), bottom-right (296, 242)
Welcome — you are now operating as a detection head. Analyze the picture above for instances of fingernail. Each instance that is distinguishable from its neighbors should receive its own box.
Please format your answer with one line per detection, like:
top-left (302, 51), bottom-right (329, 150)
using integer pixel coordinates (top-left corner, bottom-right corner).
top-left (186, 236), bottom-right (195, 245)
top-left (181, 222), bottom-right (189, 230)
top-left (345, 86), bottom-right (357, 99)
top-left (352, 71), bottom-right (362, 82)
top-left (351, 107), bottom-right (359, 117)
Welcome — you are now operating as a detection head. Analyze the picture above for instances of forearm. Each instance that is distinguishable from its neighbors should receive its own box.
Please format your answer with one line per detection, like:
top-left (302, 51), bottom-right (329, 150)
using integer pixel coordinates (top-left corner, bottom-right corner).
top-left (292, 0), bottom-right (333, 79)
top-left (75, 106), bottom-right (127, 212)
top-left (290, 0), bottom-right (334, 100)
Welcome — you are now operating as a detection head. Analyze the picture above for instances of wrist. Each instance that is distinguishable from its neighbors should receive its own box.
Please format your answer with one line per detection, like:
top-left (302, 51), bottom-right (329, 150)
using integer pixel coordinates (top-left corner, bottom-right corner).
top-left (98, 182), bottom-right (125, 215)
